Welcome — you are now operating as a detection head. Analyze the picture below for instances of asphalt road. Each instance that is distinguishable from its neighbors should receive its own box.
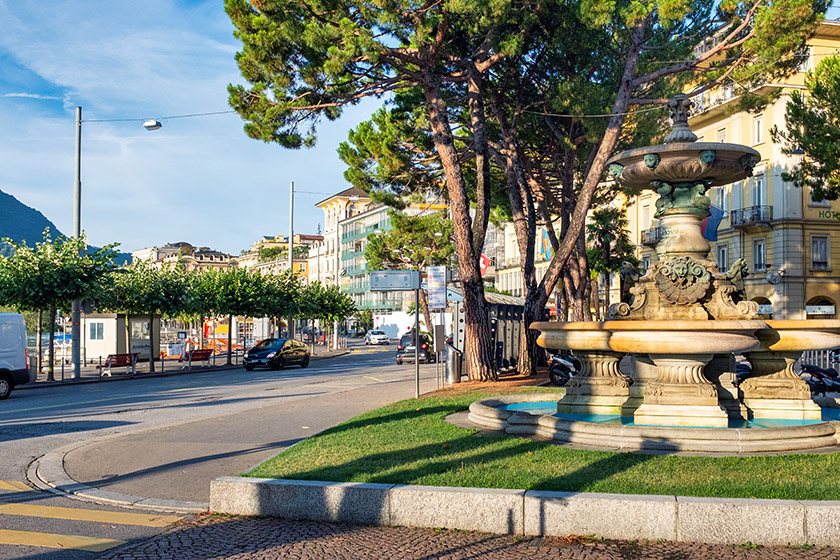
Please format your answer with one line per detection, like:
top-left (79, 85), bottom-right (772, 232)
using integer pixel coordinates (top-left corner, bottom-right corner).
top-left (0, 341), bottom-right (444, 560)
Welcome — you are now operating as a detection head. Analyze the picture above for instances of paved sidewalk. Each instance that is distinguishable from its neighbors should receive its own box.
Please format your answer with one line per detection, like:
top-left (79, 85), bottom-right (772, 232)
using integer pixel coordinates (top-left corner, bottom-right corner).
top-left (97, 515), bottom-right (837, 560)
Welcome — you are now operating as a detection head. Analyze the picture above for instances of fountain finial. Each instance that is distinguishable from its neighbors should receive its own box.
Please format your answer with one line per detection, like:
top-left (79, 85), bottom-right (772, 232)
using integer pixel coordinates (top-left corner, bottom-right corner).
top-left (663, 94), bottom-right (698, 144)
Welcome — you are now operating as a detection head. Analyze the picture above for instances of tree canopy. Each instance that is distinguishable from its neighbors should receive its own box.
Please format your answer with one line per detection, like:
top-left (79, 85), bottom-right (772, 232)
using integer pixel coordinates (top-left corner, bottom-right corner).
top-left (225, 0), bottom-right (827, 379)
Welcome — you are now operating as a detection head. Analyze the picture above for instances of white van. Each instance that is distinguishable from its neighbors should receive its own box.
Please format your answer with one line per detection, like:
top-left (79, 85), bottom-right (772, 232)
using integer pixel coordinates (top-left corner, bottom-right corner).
top-left (0, 313), bottom-right (30, 399)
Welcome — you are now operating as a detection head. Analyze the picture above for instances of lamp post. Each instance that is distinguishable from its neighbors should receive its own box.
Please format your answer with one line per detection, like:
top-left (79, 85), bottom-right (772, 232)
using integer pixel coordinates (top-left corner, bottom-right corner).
top-left (71, 108), bottom-right (161, 379)
top-left (288, 180), bottom-right (295, 338)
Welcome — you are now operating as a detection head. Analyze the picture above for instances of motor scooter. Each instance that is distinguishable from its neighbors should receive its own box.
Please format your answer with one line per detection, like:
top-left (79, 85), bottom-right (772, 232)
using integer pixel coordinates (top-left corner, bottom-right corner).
top-left (548, 351), bottom-right (582, 386)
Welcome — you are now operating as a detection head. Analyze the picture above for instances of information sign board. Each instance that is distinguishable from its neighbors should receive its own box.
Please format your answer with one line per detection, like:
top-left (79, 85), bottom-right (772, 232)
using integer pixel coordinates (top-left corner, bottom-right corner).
top-left (427, 266), bottom-right (447, 309)
top-left (370, 270), bottom-right (421, 291)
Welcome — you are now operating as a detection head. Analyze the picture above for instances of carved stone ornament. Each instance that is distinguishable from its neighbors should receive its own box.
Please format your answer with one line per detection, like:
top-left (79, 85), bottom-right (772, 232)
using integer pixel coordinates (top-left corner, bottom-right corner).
top-left (663, 95), bottom-right (699, 144)
top-left (607, 163), bottom-right (624, 178)
top-left (699, 149), bottom-right (716, 165)
top-left (654, 256), bottom-right (711, 304)
top-left (740, 154), bottom-right (758, 176)
top-left (644, 153), bottom-right (660, 170)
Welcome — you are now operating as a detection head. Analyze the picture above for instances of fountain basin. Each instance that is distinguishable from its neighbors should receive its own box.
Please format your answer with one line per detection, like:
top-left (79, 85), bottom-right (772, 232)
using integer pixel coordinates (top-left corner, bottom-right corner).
top-left (755, 319), bottom-right (840, 352)
top-left (531, 320), bottom-right (766, 355)
top-left (467, 395), bottom-right (840, 455)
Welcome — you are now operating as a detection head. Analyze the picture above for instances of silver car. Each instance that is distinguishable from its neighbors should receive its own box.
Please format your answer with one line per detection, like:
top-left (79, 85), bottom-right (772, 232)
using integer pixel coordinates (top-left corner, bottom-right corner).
top-left (364, 330), bottom-right (390, 345)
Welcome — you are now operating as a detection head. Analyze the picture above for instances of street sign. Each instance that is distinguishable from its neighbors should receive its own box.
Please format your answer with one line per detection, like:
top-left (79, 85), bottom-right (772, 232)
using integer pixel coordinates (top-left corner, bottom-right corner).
top-left (427, 266), bottom-right (447, 309)
top-left (370, 270), bottom-right (421, 291)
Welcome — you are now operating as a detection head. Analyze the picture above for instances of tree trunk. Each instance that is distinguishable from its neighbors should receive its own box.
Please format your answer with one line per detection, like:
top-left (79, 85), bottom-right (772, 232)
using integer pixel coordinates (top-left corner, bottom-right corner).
top-left (47, 304), bottom-right (55, 381)
top-left (226, 314), bottom-right (233, 365)
top-left (36, 309), bottom-right (42, 376)
top-left (603, 272), bottom-right (611, 317)
top-left (524, 22), bottom-right (649, 321)
top-left (149, 314), bottom-right (156, 373)
top-left (126, 315), bottom-right (132, 354)
top-left (591, 277), bottom-right (601, 320)
top-left (423, 70), bottom-right (495, 381)
top-left (419, 288), bottom-right (433, 336)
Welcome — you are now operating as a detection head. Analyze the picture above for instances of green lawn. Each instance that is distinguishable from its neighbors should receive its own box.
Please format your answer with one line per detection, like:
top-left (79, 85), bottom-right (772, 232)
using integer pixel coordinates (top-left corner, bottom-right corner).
top-left (246, 387), bottom-right (840, 500)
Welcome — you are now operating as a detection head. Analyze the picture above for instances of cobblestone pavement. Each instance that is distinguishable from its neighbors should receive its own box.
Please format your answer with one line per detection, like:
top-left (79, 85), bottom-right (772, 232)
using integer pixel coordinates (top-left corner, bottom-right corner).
top-left (97, 515), bottom-right (840, 560)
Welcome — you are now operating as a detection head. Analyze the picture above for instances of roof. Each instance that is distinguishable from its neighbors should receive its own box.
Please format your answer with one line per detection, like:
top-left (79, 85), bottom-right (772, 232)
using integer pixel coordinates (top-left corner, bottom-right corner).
top-left (315, 187), bottom-right (369, 207)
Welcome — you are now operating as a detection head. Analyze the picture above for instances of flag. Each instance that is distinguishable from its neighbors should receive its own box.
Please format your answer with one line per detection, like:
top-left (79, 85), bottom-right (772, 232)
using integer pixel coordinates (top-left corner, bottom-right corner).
top-left (479, 254), bottom-right (491, 276)
top-left (701, 205), bottom-right (724, 242)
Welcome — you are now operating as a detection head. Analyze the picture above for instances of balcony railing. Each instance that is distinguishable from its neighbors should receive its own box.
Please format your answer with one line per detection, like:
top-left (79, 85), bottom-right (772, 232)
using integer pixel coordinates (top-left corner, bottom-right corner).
top-left (730, 206), bottom-right (773, 229)
top-left (641, 227), bottom-right (664, 247)
top-left (340, 222), bottom-right (389, 244)
top-left (344, 264), bottom-right (369, 277)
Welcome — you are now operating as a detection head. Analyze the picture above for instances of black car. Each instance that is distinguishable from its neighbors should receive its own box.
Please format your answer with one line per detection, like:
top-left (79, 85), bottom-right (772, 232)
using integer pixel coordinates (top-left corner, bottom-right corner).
top-left (396, 332), bottom-right (435, 364)
top-left (244, 338), bottom-right (310, 371)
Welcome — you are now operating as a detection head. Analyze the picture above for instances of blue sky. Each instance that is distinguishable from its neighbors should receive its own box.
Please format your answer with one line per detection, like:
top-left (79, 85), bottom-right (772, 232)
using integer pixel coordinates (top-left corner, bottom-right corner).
top-left (0, 0), bottom-right (382, 255)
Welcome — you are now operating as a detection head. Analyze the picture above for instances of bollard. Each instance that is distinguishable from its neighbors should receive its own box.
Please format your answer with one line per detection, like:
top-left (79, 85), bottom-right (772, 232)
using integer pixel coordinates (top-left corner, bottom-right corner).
top-left (445, 344), bottom-right (463, 384)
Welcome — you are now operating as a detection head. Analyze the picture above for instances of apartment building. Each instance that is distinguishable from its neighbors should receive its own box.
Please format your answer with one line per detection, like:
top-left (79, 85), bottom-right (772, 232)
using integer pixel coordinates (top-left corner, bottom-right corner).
top-left (629, 21), bottom-right (840, 320)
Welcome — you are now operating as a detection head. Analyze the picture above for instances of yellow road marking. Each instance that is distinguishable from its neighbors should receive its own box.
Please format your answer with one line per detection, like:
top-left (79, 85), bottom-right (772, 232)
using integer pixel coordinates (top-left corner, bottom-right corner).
top-left (0, 480), bottom-right (30, 492)
top-left (0, 529), bottom-right (126, 552)
top-left (0, 502), bottom-right (181, 527)
top-left (363, 375), bottom-right (385, 383)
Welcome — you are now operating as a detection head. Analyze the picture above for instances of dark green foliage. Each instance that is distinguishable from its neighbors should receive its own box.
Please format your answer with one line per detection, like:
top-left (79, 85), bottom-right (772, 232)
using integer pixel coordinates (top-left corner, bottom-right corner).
top-left (772, 54), bottom-right (840, 201)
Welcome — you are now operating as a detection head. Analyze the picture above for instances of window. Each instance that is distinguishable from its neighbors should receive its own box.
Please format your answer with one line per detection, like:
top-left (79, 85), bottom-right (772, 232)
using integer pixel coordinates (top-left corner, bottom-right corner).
top-left (716, 245), bottom-right (729, 273)
top-left (641, 204), bottom-right (651, 229)
top-left (89, 322), bottom-right (104, 340)
top-left (752, 173), bottom-right (766, 207)
top-left (714, 186), bottom-right (728, 212)
top-left (809, 188), bottom-right (830, 207)
top-left (753, 115), bottom-right (764, 145)
top-left (641, 256), bottom-right (650, 273)
top-left (716, 128), bottom-right (726, 143)
top-left (812, 235), bottom-right (829, 270)
top-left (753, 239), bottom-right (766, 272)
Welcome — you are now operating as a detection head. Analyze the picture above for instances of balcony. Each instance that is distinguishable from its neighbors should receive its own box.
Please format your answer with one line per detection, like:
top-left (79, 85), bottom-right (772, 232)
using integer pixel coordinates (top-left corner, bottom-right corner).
top-left (340, 223), bottom-right (389, 244)
top-left (340, 249), bottom-right (365, 261)
top-left (730, 206), bottom-right (773, 231)
top-left (344, 264), bottom-right (369, 277)
top-left (356, 300), bottom-right (404, 311)
top-left (641, 227), bottom-right (664, 247)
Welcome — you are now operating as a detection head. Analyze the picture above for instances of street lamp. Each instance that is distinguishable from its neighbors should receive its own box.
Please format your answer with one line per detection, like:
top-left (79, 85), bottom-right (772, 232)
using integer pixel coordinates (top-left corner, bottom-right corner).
top-left (71, 107), bottom-right (161, 379)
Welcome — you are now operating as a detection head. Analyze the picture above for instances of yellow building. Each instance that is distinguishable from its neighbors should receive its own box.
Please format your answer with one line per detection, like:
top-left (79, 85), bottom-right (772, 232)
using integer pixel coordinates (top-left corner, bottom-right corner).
top-left (629, 21), bottom-right (840, 320)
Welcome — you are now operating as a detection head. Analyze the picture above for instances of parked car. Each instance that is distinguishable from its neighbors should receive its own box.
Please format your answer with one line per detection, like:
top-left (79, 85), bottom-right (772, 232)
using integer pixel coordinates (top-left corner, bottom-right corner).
top-left (364, 330), bottom-right (390, 345)
top-left (396, 332), bottom-right (435, 364)
top-left (0, 313), bottom-right (31, 399)
top-left (244, 338), bottom-right (310, 371)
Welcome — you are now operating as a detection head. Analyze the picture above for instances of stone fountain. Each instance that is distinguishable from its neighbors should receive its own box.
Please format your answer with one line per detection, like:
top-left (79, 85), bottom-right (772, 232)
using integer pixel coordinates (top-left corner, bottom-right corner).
top-left (492, 95), bottom-right (840, 452)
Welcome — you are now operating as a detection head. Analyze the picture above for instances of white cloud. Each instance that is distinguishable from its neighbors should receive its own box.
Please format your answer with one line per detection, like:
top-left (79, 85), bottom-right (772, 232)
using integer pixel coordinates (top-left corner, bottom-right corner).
top-left (3, 93), bottom-right (62, 100)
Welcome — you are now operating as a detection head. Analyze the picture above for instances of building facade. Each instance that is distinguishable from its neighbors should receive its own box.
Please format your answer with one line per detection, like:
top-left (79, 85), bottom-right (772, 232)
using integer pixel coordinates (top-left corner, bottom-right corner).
top-left (629, 21), bottom-right (840, 320)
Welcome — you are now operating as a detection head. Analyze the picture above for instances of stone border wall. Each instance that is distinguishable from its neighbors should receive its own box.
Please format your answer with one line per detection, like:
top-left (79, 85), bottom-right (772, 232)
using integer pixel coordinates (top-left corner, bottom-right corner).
top-left (211, 477), bottom-right (840, 546)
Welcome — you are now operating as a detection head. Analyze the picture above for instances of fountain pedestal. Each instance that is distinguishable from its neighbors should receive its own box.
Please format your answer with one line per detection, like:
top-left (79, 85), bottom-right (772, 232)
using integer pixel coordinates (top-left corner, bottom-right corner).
top-left (556, 351), bottom-right (631, 415)
top-left (633, 354), bottom-right (729, 427)
top-left (739, 321), bottom-right (840, 420)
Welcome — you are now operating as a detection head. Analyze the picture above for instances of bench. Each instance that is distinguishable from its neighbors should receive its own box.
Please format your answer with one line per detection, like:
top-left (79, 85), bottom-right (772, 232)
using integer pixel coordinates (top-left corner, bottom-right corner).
top-left (99, 353), bottom-right (139, 377)
top-left (179, 348), bottom-right (214, 370)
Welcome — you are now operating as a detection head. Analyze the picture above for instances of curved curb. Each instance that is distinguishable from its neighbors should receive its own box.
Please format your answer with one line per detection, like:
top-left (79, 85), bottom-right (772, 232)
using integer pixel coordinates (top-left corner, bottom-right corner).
top-left (28, 441), bottom-right (208, 514)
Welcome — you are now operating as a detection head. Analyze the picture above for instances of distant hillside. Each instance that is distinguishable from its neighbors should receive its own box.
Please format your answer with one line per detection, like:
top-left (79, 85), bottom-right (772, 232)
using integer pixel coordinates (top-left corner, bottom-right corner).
top-left (0, 188), bottom-right (130, 263)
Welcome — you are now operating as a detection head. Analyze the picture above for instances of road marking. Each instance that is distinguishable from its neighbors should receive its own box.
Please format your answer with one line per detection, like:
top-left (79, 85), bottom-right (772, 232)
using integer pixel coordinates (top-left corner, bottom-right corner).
top-left (0, 502), bottom-right (182, 527)
top-left (363, 375), bottom-right (385, 383)
top-left (0, 528), bottom-right (126, 552)
top-left (0, 480), bottom-right (30, 492)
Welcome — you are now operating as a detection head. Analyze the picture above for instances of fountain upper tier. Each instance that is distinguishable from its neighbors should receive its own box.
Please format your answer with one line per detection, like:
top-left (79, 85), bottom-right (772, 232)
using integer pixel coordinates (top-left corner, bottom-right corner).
top-left (606, 141), bottom-right (760, 194)
top-left (605, 95), bottom-right (760, 204)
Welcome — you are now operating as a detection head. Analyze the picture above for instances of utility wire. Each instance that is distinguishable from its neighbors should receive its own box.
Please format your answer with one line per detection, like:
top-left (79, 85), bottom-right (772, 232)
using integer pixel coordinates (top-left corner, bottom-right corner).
top-left (83, 110), bottom-right (236, 123)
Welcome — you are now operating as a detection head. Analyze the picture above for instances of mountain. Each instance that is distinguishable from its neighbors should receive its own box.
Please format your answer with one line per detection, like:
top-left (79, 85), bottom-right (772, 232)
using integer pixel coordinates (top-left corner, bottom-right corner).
top-left (0, 188), bottom-right (130, 263)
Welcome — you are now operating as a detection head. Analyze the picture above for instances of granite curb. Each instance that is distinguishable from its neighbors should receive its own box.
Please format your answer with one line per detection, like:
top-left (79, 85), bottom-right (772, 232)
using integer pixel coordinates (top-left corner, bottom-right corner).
top-left (210, 477), bottom-right (840, 547)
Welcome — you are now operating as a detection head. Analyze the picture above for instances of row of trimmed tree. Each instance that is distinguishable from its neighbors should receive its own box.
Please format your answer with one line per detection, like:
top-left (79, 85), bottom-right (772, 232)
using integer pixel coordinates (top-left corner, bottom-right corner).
top-left (0, 231), bottom-right (355, 379)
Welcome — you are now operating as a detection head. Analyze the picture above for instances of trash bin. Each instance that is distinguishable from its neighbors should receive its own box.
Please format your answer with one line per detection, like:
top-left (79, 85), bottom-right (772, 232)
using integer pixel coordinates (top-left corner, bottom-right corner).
top-left (445, 344), bottom-right (463, 384)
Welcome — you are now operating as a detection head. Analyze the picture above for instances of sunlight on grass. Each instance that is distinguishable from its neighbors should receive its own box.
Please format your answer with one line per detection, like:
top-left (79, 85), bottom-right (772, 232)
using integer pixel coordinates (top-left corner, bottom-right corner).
top-left (245, 388), bottom-right (840, 500)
